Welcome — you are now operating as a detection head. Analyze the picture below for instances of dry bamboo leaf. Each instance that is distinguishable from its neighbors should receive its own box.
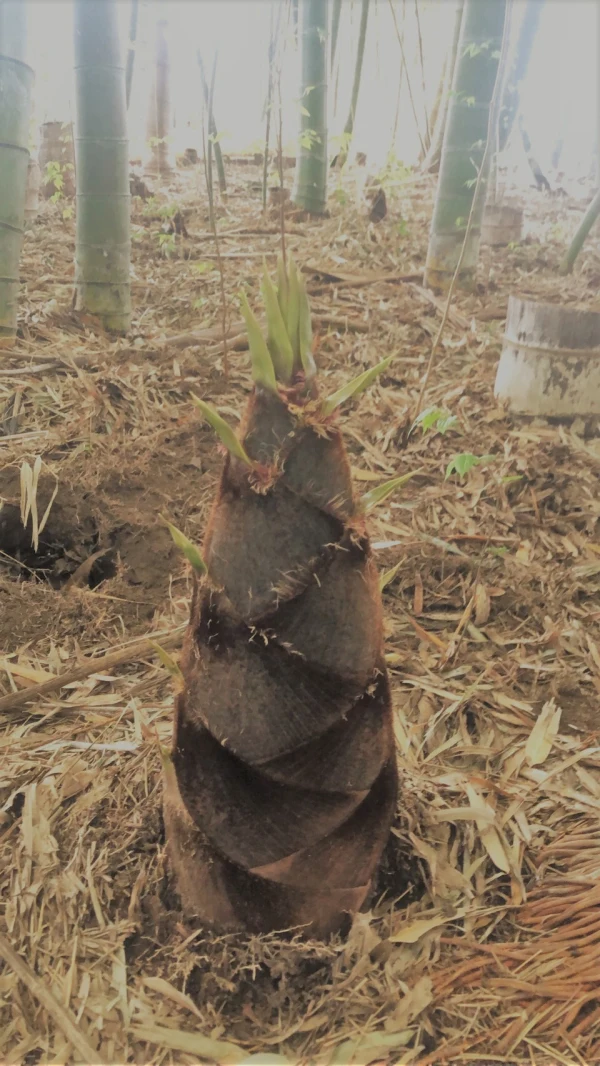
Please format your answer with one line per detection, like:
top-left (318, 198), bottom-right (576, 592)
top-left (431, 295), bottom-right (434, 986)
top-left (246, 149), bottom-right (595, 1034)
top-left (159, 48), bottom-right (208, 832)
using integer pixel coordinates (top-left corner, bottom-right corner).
top-left (59, 770), bottom-right (96, 802)
top-left (408, 834), bottom-right (472, 895)
top-left (143, 975), bottom-right (204, 1020)
top-left (493, 692), bottom-right (534, 714)
top-left (464, 783), bottom-right (510, 874)
top-left (128, 1024), bottom-right (271, 1064)
top-left (524, 700), bottom-right (562, 767)
top-left (576, 765), bottom-right (600, 798)
top-left (474, 582), bottom-right (491, 625)
top-left (19, 459), bottom-right (32, 526)
top-left (390, 911), bottom-right (465, 944)
top-left (37, 477), bottom-right (59, 541)
top-left (30, 455), bottom-right (42, 552)
top-left (351, 467), bottom-right (386, 482)
top-left (0, 659), bottom-right (55, 685)
top-left (406, 615), bottom-right (446, 651)
top-left (432, 805), bottom-right (496, 823)
top-left (0, 933), bottom-right (106, 1065)
top-left (242, 1057), bottom-right (292, 1065)
top-left (63, 547), bottom-right (111, 591)
top-left (328, 1028), bottom-right (414, 1066)
top-left (384, 976), bottom-right (433, 1032)
top-left (413, 571), bottom-right (424, 615)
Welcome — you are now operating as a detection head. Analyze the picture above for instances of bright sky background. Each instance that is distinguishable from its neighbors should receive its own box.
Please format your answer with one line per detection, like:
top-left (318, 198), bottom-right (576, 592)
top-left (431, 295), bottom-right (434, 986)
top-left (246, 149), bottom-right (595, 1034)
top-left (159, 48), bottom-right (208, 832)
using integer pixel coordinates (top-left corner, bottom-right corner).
top-left (25, 0), bottom-right (598, 182)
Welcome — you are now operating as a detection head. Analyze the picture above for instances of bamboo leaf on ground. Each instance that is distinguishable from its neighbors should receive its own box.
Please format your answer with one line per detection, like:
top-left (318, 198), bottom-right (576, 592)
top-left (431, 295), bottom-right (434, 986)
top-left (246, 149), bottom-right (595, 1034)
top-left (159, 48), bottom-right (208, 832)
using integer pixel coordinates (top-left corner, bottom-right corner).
top-left (524, 699), bottom-right (562, 767)
top-left (465, 783), bottom-right (511, 873)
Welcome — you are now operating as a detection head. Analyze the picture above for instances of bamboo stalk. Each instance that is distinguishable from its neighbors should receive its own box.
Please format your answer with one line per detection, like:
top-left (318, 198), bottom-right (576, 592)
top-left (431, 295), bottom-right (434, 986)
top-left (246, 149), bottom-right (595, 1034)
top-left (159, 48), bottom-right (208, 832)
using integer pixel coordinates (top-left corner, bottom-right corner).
top-left (292, 0), bottom-right (328, 214)
top-left (0, 0), bottom-right (34, 347)
top-left (125, 0), bottom-right (138, 109)
top-left (74, 0), bottom-right (131, 332)
top-left (423, 0), bottom-right (508, 292)
top-left (197, 51), bottom-right (226, 195)
top-left (336, 0), bottom-right (370, 168)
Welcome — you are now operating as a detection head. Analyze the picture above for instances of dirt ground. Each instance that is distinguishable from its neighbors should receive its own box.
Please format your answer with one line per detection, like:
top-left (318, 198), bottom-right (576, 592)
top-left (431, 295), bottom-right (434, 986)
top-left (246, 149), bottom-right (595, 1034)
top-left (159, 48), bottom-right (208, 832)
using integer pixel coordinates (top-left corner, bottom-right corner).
top-left (1, 159), bottom-right (600, 1065)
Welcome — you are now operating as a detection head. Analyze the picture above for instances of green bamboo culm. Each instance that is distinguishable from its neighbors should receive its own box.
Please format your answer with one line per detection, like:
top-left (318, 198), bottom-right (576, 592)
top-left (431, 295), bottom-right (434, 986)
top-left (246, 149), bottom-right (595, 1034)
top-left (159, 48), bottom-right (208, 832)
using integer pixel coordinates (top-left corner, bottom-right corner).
top-left (424, 0), bottom-right (506, 292)
top-left (0, 1), bottom-right (34, 348)
top-left (559, 189), bottom-right (600, 275)
top-left (421, 0), bottom-right (464, 174)
top-left (74, 0), bottom-right (131, 333)
top-left (498, 0), bottom-right (544, 153)
top-left (125, 0), bottom-right (139, 111)
top-left (336, 0), bottom-right (369, 168)
top-left (330, 0), bottom-right (342, 70)
top-left (292, 0), bottom-right (328, 215)
top-left (146, 20), bottom-right (172, 179)
top-left (197, 51), bottom-right (227, 196)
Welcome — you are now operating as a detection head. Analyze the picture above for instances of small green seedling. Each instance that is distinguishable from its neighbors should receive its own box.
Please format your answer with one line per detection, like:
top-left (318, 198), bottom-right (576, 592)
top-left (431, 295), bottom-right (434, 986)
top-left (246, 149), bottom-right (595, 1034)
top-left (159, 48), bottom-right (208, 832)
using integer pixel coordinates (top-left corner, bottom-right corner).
top-left (445, 453), bottom-right (496, 479)
top-left (412, 406), bottom-right (459, 437)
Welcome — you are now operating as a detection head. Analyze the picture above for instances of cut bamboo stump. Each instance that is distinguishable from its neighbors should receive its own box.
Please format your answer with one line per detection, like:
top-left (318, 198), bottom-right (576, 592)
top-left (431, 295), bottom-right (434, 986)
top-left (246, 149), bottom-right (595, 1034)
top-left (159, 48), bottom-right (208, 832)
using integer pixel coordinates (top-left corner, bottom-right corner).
top-left (495, 296), bottom-right (600, 417)
top-left (481, 202), bottom-right (523, 246)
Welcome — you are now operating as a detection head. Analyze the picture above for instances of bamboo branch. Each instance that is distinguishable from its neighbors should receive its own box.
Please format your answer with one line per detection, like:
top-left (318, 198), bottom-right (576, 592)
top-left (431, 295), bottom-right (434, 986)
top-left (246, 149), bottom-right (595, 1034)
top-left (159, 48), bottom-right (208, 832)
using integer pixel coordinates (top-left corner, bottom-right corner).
top-left (559, 189), bottom-right (600, 275)
top-left (388, 0), bottom-right (427, 159)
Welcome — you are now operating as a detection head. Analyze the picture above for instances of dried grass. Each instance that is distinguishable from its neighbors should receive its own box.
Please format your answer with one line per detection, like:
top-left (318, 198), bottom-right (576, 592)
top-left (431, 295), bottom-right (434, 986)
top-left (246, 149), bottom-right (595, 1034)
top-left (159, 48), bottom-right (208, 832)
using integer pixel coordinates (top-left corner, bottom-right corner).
top-left (1, 163), bottom-right (600, 1065)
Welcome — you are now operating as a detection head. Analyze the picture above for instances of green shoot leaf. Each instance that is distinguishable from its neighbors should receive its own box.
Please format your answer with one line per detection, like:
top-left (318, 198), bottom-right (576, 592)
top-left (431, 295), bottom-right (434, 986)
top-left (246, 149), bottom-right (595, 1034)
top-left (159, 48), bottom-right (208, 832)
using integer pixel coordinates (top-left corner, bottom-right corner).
top-left (191, 395), bottom-right (252, 466)
top-left (160, 515), bottom-right (207, 574)
top-left (297, 271), bottom-right (316, 379)
top-left (379, 559), bottom-right (403, 592)
top-left (150, 641), bottom-right (184, 685)
top-left (445, 453), bottom-right (496, 479)
top-left (286, 256), bottom-right (301, 365)
top-left (276, 254), bottom-right (288, 323)
top-left (361, 470), bottom-right (420, 513)
top-left (158, 742), bottom-right (177, 786)
top-left (239, 292), bottom-right (277, 393)
top-left (261, 262), bottom-right (294, 383)
top-left (322, 357), bottom-right (392, 417)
